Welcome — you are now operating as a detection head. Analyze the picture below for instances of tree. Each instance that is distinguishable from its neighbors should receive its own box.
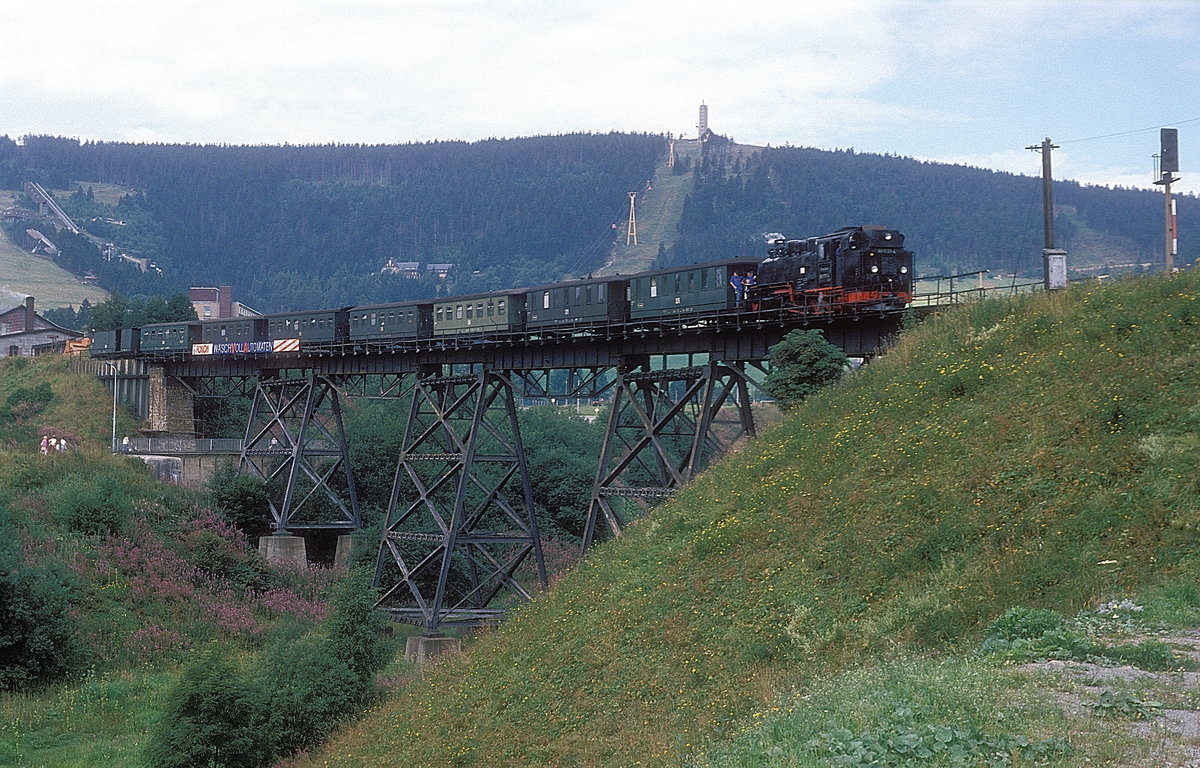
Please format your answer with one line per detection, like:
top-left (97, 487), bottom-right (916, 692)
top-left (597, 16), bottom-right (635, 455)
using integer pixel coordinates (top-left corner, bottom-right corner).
top-left (145, 648), bottom-right (272, 768)
top-left (327, 567), bottom-right (389, 687)
top-left (260, 634), bottom-right (361, 756)
top-left (208, 462), bottom-right (272, 539)
top-left (518, 406), bottom-right (603, 540)
top-left (762, 329), bottom-right (849, 408)
top-left (0, 556), bottom-right (81, 691)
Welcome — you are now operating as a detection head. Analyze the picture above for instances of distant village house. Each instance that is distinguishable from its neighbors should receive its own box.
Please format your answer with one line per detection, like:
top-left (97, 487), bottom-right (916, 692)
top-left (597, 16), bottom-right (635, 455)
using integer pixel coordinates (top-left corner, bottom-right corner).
top-left (188, 285), bottom-right (261, 320)
top-left (381, 258), bottom-right (422, 278)
top-left (379, 259), bottom-right (454, 279)
top-left (0, 296), bottom-right (84, 356)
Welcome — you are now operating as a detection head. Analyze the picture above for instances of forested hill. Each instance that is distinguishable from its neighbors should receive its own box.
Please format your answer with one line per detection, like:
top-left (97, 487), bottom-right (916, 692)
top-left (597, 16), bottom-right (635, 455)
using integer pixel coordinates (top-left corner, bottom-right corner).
top-left (661, 141), bottom-right (1200, 278)
top-left (0, 133), bottom-right (664, 311)
top-left (1, 132), bottom-right (1195, 313)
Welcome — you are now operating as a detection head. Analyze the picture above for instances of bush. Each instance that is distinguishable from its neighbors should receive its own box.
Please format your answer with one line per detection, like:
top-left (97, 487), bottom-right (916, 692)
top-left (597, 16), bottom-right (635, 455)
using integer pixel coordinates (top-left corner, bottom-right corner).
top-left (328, 567), bottom-right (390, 686)
top-left (763, 329), bottom-right (849, 408)
top-left (1, 381), bottom-right (53, 424)
top-left (0, 558), bottom-right (81, 691)
top-left (980, 607), bottom-right (1098, 661)
top-left (208, 462), bottom-right (273, 538)
top-left (145, 647), bottom-right (273, 768)
top-left (261, 634), bottom-right (363, 755)
top-left (54, 473), bottom-right (131, 536)
top-left (983, 606), bottom-right (1066, 642)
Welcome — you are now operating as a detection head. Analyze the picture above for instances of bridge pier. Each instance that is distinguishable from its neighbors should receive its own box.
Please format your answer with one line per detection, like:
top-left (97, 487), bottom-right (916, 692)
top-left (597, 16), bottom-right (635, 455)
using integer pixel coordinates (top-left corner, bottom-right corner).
top-left (582, 358), bottom-right (756, 550)
top-left (145, 366), bottom-right (196, 435)
top-left (258, 534), bottom-right (308, 568)
top-left (239, 372), bottom-right (360, 540)
top-left (374, 367), bottom-right (546, 633)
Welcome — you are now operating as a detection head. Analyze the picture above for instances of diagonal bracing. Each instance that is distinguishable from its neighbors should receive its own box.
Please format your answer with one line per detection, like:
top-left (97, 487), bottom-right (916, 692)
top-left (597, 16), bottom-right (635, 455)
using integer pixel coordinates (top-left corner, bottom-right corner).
top-left (374, 368), bottom-right (547, 633)
top-left (582, 359), bottom-right (755, 551)
top-left (239, 373), bottom-right (360, 533)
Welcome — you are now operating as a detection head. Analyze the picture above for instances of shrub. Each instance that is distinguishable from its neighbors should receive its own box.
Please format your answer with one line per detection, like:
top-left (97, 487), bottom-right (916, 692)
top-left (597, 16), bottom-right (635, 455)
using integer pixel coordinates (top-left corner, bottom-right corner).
top-left (145, 647), bottom-right (273, 768)
top-left (328, 567), bottom-right (390, 686)
top-left (0, 564), bottom-right (81, 691)
top-left (762, 329), bottom-right (849, 408)
top-left (261, 634), bottom-right (363, 755)
top-left (980, 607), bottom-right (1098, 661)
top-left (983, 606), bottom-right (1066, 643)
top-left (54, 473), bottom-right (131, 536)
top-left (1, 381), bottom-right (53, 424)
top-left (208, 463), bottom-right (273, 538)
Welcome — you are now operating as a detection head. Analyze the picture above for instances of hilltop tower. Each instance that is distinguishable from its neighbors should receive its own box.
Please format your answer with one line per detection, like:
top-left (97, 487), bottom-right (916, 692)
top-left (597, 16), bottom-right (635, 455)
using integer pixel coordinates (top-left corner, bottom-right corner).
top-left (698, 102), bottom-right (708, 141)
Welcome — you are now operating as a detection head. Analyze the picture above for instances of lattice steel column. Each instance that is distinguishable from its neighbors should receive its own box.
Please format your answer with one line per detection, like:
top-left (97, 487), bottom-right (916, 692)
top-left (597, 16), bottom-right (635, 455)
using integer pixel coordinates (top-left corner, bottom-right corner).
top-left (239, 373), bottom-right (360, 534)
top-left (374, 367), bottom-right (546, 633)
top-left (581, 359), bottom-right (755, 550)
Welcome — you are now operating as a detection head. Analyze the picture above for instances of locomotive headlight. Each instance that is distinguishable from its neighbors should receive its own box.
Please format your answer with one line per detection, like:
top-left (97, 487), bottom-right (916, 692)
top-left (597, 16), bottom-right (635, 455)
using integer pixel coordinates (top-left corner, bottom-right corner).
top-left (870, 265), bottom-right (879, 273)
top-left (900, 266), bottom-right (909, 274)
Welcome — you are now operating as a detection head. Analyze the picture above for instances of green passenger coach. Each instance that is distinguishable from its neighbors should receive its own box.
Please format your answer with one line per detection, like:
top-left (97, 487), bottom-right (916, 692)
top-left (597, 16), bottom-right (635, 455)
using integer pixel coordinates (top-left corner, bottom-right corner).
top-left (432, 291), bottom-right (526, 337)
top-left (348, 303), bottom-right (430, 341)
top-left (139, 321), bottom-right (199, 353)
top-left (268, 309), bottom-right (350, 343)
top-left (525, 276), bottom-right (629, 330)
top-left (629, 259), bottom-right (759, 319)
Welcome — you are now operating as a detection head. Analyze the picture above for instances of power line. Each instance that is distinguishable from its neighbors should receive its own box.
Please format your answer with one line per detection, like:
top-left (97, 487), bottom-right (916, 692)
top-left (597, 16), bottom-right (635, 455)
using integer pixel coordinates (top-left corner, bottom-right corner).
top-left (1062, 116), bottom-right (1200, 144)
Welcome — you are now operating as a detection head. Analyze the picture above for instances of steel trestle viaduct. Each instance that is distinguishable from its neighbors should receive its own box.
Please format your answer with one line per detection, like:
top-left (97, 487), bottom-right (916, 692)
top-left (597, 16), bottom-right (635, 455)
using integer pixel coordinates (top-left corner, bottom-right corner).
top-left (95, 306), bottom-right (907, 635)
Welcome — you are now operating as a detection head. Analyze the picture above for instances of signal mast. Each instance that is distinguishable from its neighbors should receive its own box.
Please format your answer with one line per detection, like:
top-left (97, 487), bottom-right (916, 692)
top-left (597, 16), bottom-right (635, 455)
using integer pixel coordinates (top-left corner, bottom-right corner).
top-left (1154, 128), bottom-right (1180, 272)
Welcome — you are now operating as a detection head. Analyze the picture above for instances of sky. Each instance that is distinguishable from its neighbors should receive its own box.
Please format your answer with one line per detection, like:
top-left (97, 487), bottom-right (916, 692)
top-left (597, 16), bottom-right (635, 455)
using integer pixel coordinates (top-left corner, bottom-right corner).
top-left (2, 0), bottom-right (1198, 194)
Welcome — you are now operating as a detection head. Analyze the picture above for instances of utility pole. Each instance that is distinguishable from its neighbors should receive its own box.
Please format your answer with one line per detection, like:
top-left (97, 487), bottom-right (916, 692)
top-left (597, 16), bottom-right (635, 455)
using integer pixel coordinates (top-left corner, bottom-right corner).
top-left (1027, 137), bottom-right (1059, 249)
top-left (1027, 137), bottom-right (1067, 289)
top-left (1154, 128), bottom-right (1180, 272)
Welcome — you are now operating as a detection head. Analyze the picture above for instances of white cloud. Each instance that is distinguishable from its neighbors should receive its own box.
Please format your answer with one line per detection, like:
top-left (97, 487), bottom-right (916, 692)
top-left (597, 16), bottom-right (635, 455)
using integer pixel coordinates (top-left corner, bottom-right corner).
top-left (1, 0), bottom-right (1199, 196)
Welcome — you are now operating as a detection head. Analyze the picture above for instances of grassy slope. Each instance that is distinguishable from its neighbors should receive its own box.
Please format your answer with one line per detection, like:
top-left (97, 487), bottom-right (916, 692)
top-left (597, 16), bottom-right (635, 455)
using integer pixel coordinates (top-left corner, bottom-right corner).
top-left (0, 233), bottom-right (108, 310)
top-left (294, 270), bottom-right (1200, 767)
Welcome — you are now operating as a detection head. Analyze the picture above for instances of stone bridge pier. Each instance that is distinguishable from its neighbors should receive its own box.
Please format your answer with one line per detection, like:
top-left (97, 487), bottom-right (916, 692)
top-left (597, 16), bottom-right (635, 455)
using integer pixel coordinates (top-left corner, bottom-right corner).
top-left (145, 365), bottom-right (196, 435)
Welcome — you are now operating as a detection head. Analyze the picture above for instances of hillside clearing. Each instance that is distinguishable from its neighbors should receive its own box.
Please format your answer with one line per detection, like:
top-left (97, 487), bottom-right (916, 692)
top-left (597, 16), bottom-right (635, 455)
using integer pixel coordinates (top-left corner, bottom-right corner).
top-left (0, 232), bottom-right (108, 309)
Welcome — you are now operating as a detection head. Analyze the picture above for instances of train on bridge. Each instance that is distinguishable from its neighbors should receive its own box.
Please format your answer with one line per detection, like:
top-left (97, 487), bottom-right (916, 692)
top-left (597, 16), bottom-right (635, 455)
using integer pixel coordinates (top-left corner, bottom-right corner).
top-left (89, 226), bottom-right (913, 358)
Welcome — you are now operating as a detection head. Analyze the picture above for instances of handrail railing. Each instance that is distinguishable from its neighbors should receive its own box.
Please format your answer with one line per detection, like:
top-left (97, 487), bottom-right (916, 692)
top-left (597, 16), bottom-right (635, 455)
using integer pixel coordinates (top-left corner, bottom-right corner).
top-left (119, 437), bottom-right (243, 454)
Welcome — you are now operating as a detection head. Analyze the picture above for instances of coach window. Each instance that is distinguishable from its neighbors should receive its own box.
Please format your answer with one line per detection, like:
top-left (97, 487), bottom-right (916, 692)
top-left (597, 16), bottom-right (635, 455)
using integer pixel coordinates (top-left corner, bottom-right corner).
top-left (487, 303), bottom-right (494, 317)
top-left (598, 283), bottom-right (606, 301)
top-left (674, 274), bottom-right (681, 293)
top-left (498, 300), bottom-right (506, 316)
top-left (220, 326), bottom-right (227, 337)
top-left (574, 286), bottom-right (582, 305)
top-left (466, 304), bottom-right (473, 319)
top-left (456, 305), bottom-right (464, 320)
top-left (701, 269), bottom-right (709, 289)
top-left (650, 278), bottom-right (658, 298)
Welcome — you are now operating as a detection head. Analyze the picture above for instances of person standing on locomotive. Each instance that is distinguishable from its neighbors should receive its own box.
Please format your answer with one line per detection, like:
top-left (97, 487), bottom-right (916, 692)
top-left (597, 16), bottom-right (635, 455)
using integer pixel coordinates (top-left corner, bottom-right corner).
top-left (730, 271), bottom-right (745, 308)
top-left (742, 272), bottom-right (756, 307)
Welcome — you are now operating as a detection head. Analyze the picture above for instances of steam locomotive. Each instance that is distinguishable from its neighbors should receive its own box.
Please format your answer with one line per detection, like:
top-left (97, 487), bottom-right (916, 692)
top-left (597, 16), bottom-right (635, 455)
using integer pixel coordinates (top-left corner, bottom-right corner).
top-left (90, 225), bottom-right (913, 358)
top-left (751, 226), bottom-right (912, 314)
